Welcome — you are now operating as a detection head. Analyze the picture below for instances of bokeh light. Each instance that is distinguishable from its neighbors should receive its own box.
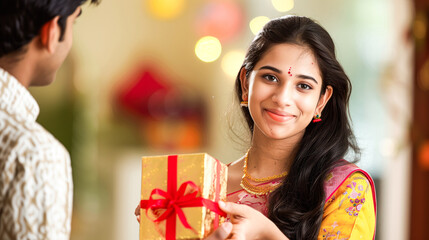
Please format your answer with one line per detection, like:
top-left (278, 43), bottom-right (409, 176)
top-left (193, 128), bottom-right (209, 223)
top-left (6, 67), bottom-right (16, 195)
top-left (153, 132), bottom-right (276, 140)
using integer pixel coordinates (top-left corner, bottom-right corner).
top-left (221, 50), bottom-right (246, 78)
top-left (271, 0), bottom-right (294, 12)
top-left (146, 0), bottom-right (185, 20)
top-left (195, 1), bottom-right (243, 42)
top-left (249, 16), bottom-right (270, 35)
top-left (195, 36), bottom-right (222, 63)
top-left (419, 141), bottom-right (429, 169)
top-left (414, 16), bottom-right (427, 40)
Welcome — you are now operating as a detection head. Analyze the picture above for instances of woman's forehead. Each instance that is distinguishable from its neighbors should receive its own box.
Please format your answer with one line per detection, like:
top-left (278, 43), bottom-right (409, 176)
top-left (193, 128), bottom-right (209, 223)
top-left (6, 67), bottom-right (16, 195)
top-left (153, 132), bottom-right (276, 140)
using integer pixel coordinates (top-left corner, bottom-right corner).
top-left (256, 44), bottom-right (319, 69)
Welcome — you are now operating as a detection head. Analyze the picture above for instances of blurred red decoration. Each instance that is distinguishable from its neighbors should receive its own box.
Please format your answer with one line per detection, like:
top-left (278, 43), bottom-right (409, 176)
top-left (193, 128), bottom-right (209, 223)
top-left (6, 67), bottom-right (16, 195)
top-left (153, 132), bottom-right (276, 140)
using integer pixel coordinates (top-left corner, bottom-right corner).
top-left (115, 65), bottom-right (206, 150)
top-left (117, 66), bottom-right (170, 119)
top-left (195, 1), bottom-right (244, 43)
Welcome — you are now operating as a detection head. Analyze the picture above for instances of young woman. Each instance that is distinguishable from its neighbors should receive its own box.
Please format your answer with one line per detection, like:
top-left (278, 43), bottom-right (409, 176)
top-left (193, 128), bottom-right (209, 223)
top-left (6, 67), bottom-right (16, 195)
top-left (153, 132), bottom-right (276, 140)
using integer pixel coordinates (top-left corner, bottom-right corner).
top-left (135, 15), bottom-right (376, 240)
top-left (219, 15), bottom-right (376, 240)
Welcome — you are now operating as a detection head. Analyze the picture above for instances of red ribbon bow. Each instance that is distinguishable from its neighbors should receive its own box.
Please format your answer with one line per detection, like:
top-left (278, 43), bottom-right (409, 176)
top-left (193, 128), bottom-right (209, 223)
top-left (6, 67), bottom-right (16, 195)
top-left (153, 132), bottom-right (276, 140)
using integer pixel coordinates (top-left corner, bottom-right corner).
top-left (140, 155), bottom-right (226, 239)
top-left (140, 181), bottom-right (226, 231)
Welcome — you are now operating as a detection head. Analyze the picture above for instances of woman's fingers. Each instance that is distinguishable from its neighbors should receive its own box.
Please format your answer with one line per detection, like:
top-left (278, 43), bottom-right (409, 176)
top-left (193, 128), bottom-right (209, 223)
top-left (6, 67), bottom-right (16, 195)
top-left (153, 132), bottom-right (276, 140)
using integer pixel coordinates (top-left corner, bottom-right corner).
top-left (205, 222), bottom-right (232, 240)
top-left (218, 201), bottom-right (247, 217)
top-left (135, 204), bottom-right (140, 216)
top-left (135, 204), bottom-right (141, 223)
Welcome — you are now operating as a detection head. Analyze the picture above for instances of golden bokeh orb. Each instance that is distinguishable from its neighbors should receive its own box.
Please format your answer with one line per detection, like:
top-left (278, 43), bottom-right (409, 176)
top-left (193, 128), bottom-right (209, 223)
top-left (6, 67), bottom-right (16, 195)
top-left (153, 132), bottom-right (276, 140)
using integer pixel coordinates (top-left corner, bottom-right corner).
top-left (249, 16), bottom-right (270, 35)
top-left (195, 36), bottom-right (222, 63)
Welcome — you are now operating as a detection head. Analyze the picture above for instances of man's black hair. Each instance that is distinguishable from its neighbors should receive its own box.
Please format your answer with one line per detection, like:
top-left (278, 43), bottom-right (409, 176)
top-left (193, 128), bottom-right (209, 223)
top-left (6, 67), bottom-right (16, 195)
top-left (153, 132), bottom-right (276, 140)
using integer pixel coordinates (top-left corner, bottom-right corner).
top-left (0, 0), bottom-right (99, 57)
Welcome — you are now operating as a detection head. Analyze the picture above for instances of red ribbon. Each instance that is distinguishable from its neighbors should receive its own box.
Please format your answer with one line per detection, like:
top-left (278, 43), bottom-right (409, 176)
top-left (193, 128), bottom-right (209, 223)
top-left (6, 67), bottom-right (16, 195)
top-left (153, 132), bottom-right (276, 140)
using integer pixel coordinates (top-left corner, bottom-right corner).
top-left (140, 155), bottom-right (226, 240)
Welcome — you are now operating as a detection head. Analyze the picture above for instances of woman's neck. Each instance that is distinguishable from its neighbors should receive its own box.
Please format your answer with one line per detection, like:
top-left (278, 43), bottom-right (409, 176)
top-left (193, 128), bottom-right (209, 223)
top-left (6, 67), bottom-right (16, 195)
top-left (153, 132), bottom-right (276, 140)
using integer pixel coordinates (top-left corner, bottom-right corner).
top-left (247, 128), bottom-right (303, 178)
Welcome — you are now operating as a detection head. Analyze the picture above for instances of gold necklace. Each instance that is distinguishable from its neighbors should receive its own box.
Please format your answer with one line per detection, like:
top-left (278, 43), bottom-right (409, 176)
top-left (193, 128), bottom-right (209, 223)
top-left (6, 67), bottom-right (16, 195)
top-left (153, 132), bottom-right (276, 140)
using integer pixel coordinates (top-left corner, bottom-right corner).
top-left (242, 151), bottom-right (288, 182)
top-left (240, 176), bottom-right (282, 195)
top-left (240, 151), bottom-right (288, 196)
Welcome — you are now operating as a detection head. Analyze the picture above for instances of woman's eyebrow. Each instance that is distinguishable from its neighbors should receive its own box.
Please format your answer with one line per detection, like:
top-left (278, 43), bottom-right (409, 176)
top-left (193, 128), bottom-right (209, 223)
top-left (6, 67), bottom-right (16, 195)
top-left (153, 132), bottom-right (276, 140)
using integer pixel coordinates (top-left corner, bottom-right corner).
top-left (258, 65), bottom-right (282, 73)
top-left (296, 74), bottom-right (318, 84)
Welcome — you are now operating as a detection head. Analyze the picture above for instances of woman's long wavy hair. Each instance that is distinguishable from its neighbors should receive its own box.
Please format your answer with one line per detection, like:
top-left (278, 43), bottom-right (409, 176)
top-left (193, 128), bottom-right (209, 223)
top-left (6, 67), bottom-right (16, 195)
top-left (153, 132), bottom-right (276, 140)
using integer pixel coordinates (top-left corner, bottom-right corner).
top-left (234, 16), bottom-right (360, 240)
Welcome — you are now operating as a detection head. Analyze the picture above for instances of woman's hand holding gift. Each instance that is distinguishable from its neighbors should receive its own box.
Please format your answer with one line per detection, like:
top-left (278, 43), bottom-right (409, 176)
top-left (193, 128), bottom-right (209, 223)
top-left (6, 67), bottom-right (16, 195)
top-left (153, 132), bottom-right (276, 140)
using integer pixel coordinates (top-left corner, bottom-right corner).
top-left (218, 201), bottom-right (289, 240)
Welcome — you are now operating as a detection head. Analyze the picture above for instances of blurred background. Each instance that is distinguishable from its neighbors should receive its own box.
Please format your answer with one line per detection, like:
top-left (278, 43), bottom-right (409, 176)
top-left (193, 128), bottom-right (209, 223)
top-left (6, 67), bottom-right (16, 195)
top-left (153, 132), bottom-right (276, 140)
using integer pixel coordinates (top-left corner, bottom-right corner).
top-left (28, 0), bottom-right (429, 239)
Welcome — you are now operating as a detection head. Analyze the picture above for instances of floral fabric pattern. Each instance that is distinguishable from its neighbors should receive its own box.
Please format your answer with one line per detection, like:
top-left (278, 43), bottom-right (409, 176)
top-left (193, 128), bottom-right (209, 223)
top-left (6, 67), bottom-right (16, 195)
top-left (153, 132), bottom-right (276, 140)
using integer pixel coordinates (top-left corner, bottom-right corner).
top-left (319, 172), bottom-right (375, 240)
top-left (227, 172), bottom-right (375, 240)
top-left (227, 180), bottom-right (281, 216)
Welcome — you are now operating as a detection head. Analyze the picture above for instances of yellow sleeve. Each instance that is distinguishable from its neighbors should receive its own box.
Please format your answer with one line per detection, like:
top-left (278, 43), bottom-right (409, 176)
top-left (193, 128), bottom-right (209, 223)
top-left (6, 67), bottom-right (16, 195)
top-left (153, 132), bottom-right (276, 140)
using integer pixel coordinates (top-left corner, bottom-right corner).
top-left (318, 172), bottom-right (376, 240)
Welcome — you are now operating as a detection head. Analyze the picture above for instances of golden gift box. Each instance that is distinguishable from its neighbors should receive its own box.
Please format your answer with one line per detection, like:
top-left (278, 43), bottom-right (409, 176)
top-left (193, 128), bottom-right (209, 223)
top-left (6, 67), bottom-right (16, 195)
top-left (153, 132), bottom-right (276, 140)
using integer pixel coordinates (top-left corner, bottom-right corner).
top-left (139, 153), bottom-right (228, 240)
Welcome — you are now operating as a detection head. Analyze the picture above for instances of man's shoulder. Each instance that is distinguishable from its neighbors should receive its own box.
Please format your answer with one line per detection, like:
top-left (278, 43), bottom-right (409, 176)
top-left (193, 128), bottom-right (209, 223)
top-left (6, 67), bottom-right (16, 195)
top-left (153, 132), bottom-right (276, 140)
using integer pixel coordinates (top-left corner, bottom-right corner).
top-left (0, 110), bottom-right (68, 159)
top-left (1, 108), bottom-right (45, 142)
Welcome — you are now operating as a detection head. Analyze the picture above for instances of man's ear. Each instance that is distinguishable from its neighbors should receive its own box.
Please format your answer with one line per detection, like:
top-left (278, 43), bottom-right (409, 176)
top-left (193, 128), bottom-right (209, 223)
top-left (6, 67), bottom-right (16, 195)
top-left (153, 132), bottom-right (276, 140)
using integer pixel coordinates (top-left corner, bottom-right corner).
top-left (239, 67), bottom-right (249, 100)
top-left (315, 85), bottom-right (333, 115)
top-left (39, 16), bottom-right (60, 54)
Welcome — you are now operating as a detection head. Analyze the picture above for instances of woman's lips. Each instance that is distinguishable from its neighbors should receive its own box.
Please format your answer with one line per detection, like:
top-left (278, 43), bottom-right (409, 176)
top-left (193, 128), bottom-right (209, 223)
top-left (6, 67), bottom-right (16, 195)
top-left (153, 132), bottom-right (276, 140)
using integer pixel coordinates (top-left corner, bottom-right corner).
top-left (265, 110), bottom-right (295, 122)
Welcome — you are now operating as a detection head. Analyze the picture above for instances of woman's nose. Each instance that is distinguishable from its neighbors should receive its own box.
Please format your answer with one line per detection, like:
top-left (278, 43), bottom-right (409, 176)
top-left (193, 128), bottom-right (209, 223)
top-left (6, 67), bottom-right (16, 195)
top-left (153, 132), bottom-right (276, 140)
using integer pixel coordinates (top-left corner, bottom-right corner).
top-left (272, 83), bottom-right (293, 106)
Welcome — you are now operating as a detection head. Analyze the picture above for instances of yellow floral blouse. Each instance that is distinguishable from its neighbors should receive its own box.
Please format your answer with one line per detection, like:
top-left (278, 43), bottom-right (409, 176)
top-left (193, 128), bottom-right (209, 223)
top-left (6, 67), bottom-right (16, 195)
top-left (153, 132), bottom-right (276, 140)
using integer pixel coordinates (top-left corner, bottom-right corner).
top-left (227, 167), bottom-right (376, 240)
top-left (319, 172), bottom-right (376, 240)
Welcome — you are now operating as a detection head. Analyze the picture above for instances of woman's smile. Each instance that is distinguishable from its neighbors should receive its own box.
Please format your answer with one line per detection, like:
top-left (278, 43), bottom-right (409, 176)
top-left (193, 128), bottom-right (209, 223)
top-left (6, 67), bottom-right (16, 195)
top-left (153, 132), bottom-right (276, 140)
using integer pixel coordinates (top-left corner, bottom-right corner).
top-left (264, 109), bottom-right (296, 123)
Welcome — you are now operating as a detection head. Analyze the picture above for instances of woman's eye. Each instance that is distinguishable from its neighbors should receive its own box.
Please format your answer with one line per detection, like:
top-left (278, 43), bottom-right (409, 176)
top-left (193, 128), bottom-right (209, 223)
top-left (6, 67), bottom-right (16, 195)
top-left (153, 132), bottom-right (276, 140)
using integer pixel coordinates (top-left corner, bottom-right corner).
top-left (263, 75), bottom-right (278, 82)
top-left (298, 83), bottom-right (312, 90)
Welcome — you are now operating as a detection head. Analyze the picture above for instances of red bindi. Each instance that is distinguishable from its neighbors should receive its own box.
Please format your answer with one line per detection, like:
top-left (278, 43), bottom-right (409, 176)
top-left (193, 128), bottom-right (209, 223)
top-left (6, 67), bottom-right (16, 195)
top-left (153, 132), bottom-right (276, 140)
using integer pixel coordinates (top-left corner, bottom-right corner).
top-left (288, 67), bottom-right (292, 76)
